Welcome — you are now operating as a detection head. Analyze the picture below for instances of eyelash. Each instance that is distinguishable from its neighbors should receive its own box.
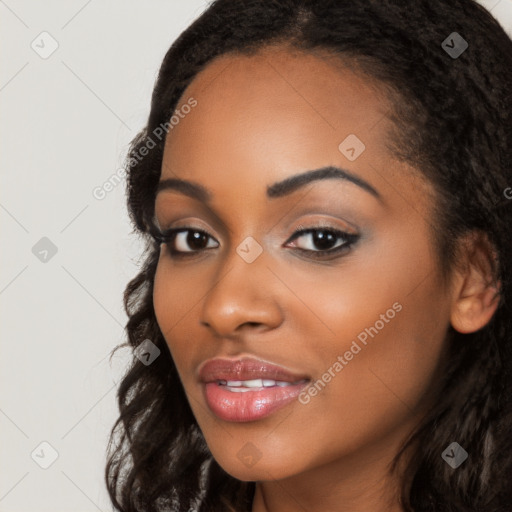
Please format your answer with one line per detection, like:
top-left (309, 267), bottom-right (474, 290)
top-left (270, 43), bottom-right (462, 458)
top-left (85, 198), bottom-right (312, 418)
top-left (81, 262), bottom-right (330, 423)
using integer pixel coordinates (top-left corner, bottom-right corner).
top-left (153, 225), bottom-right (359, 260)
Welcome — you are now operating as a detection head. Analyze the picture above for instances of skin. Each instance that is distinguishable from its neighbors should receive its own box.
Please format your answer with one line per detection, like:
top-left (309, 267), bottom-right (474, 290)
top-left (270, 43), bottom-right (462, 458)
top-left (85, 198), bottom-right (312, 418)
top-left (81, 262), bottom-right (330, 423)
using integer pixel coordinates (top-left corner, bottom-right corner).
top-left (152, 46), bottom-right (500, 512)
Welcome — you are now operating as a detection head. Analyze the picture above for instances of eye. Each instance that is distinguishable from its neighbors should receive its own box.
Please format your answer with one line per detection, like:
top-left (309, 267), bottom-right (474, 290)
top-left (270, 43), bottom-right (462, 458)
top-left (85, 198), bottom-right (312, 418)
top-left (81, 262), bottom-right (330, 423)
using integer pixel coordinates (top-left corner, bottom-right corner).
top-left (156, 228), bottom-right (219, 256)
top-left (285, 227), bottom-right (358, 258)
top-left (153, 225), bottom-right (359, 260)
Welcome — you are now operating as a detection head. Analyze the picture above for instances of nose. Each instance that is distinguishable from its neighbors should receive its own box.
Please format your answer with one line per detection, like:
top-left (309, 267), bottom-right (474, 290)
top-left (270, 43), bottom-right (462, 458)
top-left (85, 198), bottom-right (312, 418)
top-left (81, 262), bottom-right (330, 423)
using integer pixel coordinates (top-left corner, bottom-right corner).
top-left (199, 247), bottom-right (284, 338)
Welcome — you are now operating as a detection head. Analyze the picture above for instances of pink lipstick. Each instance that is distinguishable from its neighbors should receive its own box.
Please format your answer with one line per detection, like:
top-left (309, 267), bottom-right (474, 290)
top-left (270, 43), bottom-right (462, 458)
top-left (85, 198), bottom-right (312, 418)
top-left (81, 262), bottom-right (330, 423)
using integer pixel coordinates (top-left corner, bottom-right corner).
top-left (199, 357), bottom-right (310, 422)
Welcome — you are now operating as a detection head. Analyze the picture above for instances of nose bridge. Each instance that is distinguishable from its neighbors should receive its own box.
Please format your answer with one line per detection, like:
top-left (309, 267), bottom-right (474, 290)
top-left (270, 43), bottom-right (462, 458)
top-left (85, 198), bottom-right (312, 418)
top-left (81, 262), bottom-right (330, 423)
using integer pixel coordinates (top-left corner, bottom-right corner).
top-left (200, 237), bottom-right (282, 336)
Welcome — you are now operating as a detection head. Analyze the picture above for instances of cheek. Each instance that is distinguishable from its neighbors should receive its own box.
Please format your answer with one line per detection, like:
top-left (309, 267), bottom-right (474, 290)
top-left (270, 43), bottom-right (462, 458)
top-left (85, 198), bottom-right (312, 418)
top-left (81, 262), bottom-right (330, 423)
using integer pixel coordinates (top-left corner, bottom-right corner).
top-left (298, 237), bottom-right (449, 401)
top-left (153, 252), bottom-right (204, 335)
top-left (154, 257), bottom-right (170, 315)
top-left (153, 258), bottom-right (173, 338)
top-left (300, 304), bottom-right (448, 450)
top-left (153, 256), bottom-right (197, 368)
top-left (255, 233), bottom-right (450, 460)
top-left (153, 254), bottom-right (218, 387)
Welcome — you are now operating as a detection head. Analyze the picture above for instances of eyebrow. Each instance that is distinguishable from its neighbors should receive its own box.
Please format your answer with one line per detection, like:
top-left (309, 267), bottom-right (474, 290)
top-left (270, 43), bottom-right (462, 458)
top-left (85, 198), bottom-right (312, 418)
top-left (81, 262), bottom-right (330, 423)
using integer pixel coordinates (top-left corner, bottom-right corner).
top-left (156, 165), bottom-right (381, 202)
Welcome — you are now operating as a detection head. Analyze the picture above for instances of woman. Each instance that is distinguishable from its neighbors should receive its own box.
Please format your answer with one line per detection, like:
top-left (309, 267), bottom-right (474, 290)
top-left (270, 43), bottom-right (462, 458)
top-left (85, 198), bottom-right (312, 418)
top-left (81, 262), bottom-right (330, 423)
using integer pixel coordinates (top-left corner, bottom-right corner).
top-left (105, 1), bottom-right (512, 510)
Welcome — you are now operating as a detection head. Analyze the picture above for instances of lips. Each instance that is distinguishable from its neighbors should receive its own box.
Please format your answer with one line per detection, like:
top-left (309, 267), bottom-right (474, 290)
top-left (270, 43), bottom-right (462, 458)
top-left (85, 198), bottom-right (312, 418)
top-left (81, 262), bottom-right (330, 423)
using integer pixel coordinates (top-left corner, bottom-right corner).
top-left (199, 356), bottom-right (310, 384)
top-left (198, 356), bottom-right (310, 422)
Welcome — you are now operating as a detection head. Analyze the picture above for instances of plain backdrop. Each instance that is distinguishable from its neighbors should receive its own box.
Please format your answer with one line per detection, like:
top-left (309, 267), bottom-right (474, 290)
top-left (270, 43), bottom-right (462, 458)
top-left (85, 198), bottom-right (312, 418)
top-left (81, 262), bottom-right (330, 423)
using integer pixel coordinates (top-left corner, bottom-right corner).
top-left (1, 1), bottom-right (511, 511)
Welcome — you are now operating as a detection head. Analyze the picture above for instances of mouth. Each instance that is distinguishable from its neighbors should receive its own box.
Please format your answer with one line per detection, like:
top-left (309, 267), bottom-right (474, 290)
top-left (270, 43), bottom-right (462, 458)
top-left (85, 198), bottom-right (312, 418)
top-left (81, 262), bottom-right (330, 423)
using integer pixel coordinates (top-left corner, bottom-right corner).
top-left (198, 356), bottom-right (311, 422)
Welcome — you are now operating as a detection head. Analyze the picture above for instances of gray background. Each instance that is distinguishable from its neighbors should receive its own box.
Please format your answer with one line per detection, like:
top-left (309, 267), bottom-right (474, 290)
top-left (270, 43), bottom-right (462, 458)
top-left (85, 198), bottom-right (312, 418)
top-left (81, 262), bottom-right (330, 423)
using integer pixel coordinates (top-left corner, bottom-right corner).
top-left (1, 1), bottom-right (511, 510)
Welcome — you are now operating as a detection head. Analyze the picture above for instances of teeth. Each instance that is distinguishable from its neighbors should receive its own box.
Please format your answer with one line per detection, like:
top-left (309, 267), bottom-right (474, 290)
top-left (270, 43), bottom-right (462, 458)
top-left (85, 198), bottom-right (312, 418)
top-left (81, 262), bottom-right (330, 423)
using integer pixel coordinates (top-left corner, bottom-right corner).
top-left (226, 380), bottom-right (243, 387)
top-left (218, 378), bottom-right (298, 389)
top-left (226, 386), bottom-right (255, 393)
top-left (241, 379), bottom-right (264, 387)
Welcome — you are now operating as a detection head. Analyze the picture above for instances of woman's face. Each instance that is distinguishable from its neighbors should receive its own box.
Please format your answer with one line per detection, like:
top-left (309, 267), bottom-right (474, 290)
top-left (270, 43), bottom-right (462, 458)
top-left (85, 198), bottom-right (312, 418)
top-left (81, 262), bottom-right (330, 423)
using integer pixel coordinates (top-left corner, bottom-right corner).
top-left (153, 47), bottom-right (454, 484)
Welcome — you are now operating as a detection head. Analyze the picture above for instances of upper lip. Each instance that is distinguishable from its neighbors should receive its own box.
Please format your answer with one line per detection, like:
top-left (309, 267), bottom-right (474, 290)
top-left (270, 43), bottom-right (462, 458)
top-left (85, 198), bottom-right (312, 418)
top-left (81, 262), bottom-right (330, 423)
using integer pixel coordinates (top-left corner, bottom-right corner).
top-left (199, 356), bottom-right (310, 383)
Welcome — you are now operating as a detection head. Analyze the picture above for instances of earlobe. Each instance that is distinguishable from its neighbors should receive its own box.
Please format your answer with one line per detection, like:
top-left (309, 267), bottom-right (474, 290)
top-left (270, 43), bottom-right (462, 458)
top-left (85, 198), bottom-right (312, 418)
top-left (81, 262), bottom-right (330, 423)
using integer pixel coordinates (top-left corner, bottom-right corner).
top-left (449, 231), bottom-right (501, 334)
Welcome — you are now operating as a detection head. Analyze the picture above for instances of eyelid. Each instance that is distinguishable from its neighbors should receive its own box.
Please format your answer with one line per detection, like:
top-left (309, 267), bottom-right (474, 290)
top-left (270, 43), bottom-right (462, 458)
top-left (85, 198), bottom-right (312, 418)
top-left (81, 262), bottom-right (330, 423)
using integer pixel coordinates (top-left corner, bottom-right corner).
top-left (155, 217), bottom-right (219, 237)
top-left (154, 219), bottom-right (354, 241)
top-left (300, 221), bottom-right (354, 233)
top-left (288, 213), bottom-right (360, 241)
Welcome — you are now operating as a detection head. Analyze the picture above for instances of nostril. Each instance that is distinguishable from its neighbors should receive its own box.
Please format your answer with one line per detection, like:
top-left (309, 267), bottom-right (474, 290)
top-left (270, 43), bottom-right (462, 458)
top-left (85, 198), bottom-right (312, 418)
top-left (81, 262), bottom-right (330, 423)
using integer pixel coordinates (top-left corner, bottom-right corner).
top-left (244, 322), bottom-right (262, 328)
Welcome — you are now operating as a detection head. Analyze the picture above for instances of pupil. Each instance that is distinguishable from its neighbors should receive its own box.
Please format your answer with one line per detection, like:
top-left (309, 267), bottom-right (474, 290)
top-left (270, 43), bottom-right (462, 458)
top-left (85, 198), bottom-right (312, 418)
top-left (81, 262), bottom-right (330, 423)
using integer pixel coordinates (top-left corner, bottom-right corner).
top-left (314, 231), bottom-right (336, 250)
top-left (189, 231), bottom-right (208, 249)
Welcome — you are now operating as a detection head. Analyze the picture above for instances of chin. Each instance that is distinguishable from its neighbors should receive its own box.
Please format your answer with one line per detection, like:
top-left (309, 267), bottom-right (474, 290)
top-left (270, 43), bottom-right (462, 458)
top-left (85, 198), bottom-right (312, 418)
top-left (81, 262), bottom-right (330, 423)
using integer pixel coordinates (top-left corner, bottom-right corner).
top-left (209, 446), bottom-right (304, 483)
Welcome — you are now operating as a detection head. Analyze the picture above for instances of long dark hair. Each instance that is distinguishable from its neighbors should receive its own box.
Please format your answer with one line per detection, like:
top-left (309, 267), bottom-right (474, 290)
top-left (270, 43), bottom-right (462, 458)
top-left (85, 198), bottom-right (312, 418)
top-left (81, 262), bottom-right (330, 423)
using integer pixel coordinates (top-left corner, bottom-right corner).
top-left (105, 1), bottom-right (512, 510)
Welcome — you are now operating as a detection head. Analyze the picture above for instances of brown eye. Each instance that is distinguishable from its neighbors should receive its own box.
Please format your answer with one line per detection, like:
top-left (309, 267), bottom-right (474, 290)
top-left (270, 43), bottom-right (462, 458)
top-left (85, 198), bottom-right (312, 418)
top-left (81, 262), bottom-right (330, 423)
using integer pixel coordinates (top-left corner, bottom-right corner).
top-left (159, 228), bottom-right (219, 255)
top-left (286, 227), bottom-right (359, 259)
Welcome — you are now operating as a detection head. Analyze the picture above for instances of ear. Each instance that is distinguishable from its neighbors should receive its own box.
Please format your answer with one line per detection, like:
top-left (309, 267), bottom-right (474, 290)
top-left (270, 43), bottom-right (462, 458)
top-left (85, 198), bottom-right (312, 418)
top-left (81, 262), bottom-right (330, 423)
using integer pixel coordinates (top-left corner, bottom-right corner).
top-left (450, 230), bottom-right (501, 334)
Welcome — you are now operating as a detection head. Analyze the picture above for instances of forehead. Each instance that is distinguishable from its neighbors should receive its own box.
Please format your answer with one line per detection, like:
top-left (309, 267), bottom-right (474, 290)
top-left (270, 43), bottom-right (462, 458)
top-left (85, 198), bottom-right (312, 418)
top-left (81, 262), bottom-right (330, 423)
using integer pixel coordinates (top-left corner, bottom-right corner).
top-left (169, 46), bottom-right (391, 144)
top-left (165, 47), bottom-right (389, 162)
top-left (159, 46), bottom-right (430, 214)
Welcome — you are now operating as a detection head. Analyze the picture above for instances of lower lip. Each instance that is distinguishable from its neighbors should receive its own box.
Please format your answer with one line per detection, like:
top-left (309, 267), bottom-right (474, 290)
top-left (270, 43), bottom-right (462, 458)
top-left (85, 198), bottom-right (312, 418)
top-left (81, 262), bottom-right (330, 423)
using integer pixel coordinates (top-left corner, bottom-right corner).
top-left (203, 381), bottom-right (309, 422)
